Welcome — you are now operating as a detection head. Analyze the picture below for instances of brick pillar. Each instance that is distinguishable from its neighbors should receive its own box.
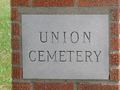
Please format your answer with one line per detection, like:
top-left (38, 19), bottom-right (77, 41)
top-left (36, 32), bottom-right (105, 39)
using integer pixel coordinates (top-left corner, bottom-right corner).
top-left (11, 0), bottom-right (120, 90)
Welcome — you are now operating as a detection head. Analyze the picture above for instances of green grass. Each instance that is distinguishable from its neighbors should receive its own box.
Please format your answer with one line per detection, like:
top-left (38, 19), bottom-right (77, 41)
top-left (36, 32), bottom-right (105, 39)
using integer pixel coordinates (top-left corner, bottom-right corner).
top-left (0, 0), bottom-right (12, 90)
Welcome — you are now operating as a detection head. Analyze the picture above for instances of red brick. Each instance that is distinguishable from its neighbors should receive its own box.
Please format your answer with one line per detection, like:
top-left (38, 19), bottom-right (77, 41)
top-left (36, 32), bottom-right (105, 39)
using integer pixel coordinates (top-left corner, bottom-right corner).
top-left (11, 37), bottom-right (20, 50)
top-left (12, 66), bottom-right (22, 78)
top-left (110, 68), bottom-right (120, 81)
top-left (79, 83), bottom-right (119, 90)
top-left (11, 23), bottom-right (20, 36)
top-left (111, 38), bottom-right (120, 50)
top-left (11, 0), bottom-right (30, 6)
top-left (110, 53), bottom-right (120, 65)
top-left (12, 82), bottom-right (31, 90)
top-left (12, 52), bottom-right (21, 64)
top-left (33, 0), bottom-right (74, 6)
top-left (111, 8), bottom-right (120, 21)
top-left (34, 82), bottom-right (74, 90)
top-left (111, 23), bottom-right (120, 35)
top-left (11, 8), bottom-right (19, 21)
top-left (78, 0), bottom-right (120, 7)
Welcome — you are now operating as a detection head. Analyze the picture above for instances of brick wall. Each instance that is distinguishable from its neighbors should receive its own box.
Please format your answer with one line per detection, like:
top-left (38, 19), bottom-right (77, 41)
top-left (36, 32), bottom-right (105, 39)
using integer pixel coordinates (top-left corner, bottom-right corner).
top-left (11, 0), bottom-right (120, 90)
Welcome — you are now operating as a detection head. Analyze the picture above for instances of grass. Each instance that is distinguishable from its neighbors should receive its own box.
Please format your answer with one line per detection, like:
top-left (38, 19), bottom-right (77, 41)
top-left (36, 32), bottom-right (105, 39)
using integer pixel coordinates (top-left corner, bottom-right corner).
top-left (0, 0), bottom-right (12, 90)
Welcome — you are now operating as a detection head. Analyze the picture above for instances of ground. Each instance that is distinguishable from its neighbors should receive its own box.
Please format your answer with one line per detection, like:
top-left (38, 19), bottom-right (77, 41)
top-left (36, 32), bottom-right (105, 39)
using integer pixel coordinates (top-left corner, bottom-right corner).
top-left (0, 0), bottom-right (11, 89)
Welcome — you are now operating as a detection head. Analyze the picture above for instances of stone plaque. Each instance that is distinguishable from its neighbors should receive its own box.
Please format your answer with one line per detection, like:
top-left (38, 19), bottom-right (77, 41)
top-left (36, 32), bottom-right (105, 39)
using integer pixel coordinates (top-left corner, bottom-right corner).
top-left (22, 15), bottom-right (109, 79)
